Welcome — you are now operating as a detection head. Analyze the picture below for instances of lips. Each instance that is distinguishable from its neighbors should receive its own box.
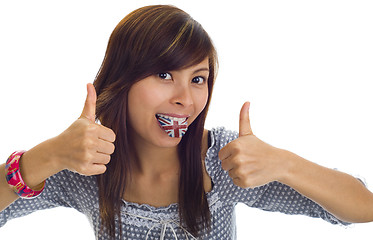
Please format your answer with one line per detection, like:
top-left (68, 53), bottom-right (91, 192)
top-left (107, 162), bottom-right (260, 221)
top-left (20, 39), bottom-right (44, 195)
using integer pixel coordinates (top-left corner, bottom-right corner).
top-left (155, 113), bottom-right (189, 138)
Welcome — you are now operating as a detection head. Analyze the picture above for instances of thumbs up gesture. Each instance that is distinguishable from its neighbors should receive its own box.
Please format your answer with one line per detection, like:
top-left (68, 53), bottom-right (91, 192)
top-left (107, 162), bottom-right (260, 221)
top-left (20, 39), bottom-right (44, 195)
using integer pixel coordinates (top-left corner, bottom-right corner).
top-left (52, 83), bottom-right (116, 176)
top-left (219, 102), bottom-right (286, 188)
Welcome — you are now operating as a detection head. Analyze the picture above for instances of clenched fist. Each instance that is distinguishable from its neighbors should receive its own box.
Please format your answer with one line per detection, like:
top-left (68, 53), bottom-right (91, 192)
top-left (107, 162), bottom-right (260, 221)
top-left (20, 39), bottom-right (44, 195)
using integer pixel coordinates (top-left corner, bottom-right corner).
top-left (52, 83), bottom-right (116, 175)
top-left (219, 102), bottom-right (287, 188)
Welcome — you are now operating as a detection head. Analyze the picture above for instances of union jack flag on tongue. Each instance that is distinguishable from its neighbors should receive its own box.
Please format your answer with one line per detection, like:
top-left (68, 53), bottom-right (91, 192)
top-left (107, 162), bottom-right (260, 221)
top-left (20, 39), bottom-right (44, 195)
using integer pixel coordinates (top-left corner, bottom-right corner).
top-left (157, 115), bottom-right (188, 138)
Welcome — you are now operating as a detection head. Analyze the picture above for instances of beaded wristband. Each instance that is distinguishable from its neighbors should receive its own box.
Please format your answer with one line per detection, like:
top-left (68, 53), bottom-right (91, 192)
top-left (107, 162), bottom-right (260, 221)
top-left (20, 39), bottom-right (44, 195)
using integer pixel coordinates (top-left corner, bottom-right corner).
top-left (5, 151), bottom-right (45, 198)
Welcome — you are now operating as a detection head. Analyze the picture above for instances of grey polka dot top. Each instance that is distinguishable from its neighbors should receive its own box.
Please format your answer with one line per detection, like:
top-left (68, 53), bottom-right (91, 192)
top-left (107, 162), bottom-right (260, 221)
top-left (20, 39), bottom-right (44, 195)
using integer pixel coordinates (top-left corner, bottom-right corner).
top-left (0, 127), bottom-right (349, 239)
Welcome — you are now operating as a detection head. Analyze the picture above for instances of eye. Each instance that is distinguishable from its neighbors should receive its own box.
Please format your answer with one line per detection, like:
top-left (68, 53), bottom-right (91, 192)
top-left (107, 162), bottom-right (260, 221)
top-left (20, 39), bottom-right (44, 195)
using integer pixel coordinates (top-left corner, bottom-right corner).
top-left (191, 76), bottom-right (205, 85)
top-left (158, 72), bottom-right (172, 80)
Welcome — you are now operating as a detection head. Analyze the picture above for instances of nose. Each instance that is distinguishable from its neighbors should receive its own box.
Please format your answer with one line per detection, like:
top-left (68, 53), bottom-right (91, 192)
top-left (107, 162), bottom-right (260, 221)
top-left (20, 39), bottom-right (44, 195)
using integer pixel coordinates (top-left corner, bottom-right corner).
top-left (171, 83), bottom-right (193, 107)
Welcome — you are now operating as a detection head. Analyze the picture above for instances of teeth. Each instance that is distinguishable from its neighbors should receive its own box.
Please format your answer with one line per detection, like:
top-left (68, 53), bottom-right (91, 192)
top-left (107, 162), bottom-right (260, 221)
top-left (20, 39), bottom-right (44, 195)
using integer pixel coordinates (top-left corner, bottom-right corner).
top-left (156, 114), bottom-right (187, 122)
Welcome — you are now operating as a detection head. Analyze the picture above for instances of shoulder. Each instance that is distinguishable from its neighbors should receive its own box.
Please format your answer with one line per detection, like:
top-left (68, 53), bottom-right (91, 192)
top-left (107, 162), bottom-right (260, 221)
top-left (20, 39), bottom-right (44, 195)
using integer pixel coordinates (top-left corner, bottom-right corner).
top-left (45, 169), bottom-right (98, 200)
top-left (209, 127), bottom-right (239, 149)
top-left (203, 127), bottom-right (238, 180)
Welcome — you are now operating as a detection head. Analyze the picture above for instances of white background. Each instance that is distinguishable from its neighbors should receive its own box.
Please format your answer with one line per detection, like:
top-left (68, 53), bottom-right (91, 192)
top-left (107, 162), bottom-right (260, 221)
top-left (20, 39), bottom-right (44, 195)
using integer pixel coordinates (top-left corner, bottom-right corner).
top-left (1, 0), bottom-right (372, 239)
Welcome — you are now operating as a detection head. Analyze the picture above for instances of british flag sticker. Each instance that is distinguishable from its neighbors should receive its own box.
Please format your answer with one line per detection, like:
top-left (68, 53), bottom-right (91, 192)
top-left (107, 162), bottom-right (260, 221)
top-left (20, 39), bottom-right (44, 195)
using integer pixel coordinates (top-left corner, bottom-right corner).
top-left (157, 115), bottom-right (188, 138)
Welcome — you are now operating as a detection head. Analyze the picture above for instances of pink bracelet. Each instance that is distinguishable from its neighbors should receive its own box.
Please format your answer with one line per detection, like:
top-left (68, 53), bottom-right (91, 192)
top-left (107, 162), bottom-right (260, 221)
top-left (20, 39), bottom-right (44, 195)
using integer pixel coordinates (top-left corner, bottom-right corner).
top-left (5, 151), bottom-right (45, 198)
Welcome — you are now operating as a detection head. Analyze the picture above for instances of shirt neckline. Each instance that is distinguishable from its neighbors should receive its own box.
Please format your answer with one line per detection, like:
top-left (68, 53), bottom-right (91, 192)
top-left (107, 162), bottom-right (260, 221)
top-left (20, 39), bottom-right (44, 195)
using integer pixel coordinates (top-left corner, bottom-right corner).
top-left (121, 129), bottom-right (218, 211)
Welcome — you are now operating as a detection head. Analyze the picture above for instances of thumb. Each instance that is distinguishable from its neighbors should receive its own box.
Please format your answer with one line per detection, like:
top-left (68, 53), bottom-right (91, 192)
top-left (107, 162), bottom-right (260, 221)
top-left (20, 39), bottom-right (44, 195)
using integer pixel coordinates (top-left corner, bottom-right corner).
top-left (80, 83), bottom-right (97, 122)
top-left (239, 101), bottom-right (253, 137)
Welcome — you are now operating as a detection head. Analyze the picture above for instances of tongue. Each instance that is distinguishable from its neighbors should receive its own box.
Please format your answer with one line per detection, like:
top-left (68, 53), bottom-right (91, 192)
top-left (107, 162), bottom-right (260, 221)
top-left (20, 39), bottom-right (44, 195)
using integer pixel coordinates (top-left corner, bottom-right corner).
top-left (157, 115), bottom-right (188, 138)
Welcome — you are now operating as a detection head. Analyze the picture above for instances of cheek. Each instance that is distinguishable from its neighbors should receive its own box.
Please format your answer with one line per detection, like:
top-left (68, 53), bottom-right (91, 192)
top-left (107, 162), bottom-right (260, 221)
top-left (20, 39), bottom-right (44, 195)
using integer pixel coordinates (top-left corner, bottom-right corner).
top-left (194, 88), bottom-right (209, 116)
top-left (128, 84), bottom-right (155, 130)
top-left (128, 81), bottom-right (164, 113)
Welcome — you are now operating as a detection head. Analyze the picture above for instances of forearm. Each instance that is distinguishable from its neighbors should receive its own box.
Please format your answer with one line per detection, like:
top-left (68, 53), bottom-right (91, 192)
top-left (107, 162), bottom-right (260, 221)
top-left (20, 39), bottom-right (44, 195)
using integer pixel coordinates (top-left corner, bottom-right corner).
top-left (0, 163), bottom-right (19, 211)
top-left (1, 84), bottom-right (115, 212)
top-left (0, 138), bottom-right (62, 212)
top-left (280, 150), bottom-right (373, 223)
top-left (19, 138), bottom-right (62, 189)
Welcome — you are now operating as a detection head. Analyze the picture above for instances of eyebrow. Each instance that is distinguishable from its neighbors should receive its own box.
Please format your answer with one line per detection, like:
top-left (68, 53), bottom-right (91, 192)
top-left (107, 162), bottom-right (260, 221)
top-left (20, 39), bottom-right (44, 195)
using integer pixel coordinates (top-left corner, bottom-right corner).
top-left (193, 68), bottom-right (209, 74)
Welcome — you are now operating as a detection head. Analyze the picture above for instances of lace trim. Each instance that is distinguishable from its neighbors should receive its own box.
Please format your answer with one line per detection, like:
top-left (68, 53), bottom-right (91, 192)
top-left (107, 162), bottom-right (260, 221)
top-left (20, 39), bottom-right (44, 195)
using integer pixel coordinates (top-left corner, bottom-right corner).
top-left (121, 206), bottom-right (179, 226)
top-left (122, 199), bottom-right (178, 212)
top-left (120, 192), bottom-right (222, 228)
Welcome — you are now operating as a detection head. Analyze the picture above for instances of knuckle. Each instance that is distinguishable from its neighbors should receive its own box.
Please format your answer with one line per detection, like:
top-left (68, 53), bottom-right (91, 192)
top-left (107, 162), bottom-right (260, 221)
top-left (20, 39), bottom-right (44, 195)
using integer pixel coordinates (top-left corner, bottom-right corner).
top-left (242, 179), bottom-right (254, 188)
top-left (77, 150), bottom-right (92, 165)
top-left (235, 168), bottom-right (245, 178)
top-left (233, 156), bottom-right (243, 165)
top-left (231, 142), bottom-right (243, 154)
top-left (231, 156), bottom-right (243, 167)
top-left (82, 124), bottom-right (97, 138)
top-left (233, 178), bottom-right (243, 188)
top-left (228, 171), bottom-right (234, 179)
top-left (218, 148), bottom-right (226, 160)
top-left (80, 137), bottom-right (92, 149)
top-left (221, 161), bottom-right (227, 170)
top-left (79, 120), bottom-right (92, 131)
top-left (82, 138), bottom-right (98, 151)
top-left (77, 164), bottom-right (88, 175)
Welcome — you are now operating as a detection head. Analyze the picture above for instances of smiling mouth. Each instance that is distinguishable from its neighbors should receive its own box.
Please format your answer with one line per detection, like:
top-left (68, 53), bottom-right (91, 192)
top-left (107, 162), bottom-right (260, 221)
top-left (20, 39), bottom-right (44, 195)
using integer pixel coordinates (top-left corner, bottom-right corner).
top-left (155, 114), bottom-right (189, 138)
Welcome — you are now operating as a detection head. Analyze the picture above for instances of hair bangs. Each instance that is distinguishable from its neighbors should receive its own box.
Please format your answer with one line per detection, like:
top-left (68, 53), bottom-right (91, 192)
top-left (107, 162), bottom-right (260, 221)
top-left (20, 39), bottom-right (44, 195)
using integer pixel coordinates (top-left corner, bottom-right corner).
top-left (157, 20), bottom-right (213, 71)
top-left (132, 7), bottom-right (214, 76)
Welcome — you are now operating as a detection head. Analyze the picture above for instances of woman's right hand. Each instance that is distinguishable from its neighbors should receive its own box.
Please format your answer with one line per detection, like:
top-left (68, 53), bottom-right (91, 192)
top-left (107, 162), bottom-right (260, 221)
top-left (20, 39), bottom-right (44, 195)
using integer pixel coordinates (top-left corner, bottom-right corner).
top-left (51, 83), bottom-right (116, 176)
top-left (1, 84), bottom-right (115, 210)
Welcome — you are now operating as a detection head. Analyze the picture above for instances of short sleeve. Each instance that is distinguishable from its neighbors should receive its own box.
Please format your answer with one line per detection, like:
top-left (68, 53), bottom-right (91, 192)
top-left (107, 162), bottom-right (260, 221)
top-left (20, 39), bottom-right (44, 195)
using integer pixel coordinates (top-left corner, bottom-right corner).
top-left (204, 127), bottom-right (350, 226)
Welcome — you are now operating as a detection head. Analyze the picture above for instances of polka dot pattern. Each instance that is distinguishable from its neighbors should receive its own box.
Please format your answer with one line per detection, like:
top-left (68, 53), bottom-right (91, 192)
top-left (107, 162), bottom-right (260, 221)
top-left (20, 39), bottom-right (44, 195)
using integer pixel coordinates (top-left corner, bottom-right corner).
top-left (0, 127), bottom-right (349, 239)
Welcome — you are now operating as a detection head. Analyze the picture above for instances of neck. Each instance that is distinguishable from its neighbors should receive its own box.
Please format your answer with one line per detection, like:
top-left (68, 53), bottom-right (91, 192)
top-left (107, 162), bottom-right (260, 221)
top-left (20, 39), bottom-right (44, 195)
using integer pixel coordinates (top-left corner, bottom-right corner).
top-left (129, 136), bottom-right (180, 177)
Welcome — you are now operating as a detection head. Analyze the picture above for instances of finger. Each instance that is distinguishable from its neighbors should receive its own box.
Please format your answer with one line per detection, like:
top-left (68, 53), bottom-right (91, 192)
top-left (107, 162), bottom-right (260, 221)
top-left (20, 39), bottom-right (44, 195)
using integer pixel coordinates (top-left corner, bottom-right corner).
top-left (96, 139), bottom-right (115, 155)
top-left (218, 144), bottom-right (231, 162)
top-left (90, 164), bottom-right (107, 175)
top-left (232, 178), bottom-right (242, 187)
top-left (76, 162), bottom-right (107, 176)
top-left (228, 169), bottom-right (243, 188)
top-left (80, 83), bottom-right (97, 122)
top-left (228, 169), bottom-right (239, 180)
top-left (221, 158), bottom-right (234, 171)
top-left (93, 152), bottom-right (111, 165)
top-left (239, 101), bottom-right (253, 137)
top-left (97, 124), bottom-right (116, 143)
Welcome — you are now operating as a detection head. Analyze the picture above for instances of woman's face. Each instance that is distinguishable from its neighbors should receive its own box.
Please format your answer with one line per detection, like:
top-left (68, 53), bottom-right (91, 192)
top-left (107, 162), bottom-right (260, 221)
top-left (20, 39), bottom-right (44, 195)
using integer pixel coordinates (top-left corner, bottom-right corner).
top-left (127, 57), bottom-right (210, 148)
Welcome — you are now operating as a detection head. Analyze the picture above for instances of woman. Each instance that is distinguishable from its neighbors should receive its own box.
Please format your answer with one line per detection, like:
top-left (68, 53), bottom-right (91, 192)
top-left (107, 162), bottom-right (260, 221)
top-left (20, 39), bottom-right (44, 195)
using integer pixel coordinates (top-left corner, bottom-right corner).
top-left (1, 5), bottom-right (373, 239)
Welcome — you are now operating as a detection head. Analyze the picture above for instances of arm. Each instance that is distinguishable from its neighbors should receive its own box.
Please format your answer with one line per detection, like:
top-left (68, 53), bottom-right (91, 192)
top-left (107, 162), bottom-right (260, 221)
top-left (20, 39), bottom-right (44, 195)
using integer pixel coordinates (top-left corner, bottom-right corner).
top-left (219, 102), bottom-right (373, 223)
top-left (0, 163), bottom-right (19, 211)
top-left (280, 150), bottom-right (373, 223)
top-left (0, 138), bottom-right (63, 212)
top-left (1, 83), bottom-right (115, 212)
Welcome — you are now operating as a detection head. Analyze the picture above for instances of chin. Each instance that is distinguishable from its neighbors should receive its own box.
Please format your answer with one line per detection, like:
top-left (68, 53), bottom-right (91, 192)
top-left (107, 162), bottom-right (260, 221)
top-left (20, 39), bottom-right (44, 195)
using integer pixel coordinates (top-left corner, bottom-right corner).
top-left (154, 132), bottom-right (184, 148)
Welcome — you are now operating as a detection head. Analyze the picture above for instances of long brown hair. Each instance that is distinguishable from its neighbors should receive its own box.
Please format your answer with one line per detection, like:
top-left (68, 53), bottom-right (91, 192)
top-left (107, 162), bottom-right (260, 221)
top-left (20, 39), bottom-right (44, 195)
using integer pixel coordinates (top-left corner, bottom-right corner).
top-left (94, 5), bottom-right (217, 238)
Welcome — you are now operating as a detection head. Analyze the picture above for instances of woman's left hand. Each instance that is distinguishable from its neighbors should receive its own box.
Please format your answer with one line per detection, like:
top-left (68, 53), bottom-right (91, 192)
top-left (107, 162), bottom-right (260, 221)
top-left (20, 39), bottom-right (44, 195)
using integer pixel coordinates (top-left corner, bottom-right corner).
top-left (220, 102), bottom-right (373, 222)
top-left (219, 102), bottom-right (289, 188)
